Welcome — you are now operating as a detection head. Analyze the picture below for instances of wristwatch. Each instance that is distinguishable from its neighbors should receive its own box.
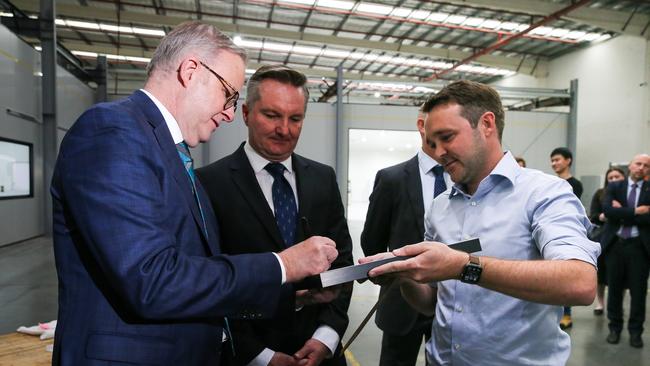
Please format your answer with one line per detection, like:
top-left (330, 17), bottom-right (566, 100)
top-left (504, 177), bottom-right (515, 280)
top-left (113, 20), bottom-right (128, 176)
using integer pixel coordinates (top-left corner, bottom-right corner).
top-left (460, 254), bottom-right (482, 284)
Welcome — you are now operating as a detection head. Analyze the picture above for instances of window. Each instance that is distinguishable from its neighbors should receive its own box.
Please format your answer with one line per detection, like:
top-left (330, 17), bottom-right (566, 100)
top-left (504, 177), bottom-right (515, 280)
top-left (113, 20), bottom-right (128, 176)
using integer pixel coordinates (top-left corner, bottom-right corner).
top-left (0, 137), bottom-right (33, 199)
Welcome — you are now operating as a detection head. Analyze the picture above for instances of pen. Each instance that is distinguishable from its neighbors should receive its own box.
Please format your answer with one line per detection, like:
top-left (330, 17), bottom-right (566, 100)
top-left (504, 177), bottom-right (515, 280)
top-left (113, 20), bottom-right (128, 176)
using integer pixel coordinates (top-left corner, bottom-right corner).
top-left (301, 216), bottom-right (312, 238)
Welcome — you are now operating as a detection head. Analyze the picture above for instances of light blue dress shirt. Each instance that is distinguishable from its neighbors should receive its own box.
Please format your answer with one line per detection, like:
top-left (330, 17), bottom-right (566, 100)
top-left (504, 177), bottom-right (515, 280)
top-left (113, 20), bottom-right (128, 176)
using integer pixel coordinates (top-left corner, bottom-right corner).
top-left (424, 151), bottom-right (600, 366)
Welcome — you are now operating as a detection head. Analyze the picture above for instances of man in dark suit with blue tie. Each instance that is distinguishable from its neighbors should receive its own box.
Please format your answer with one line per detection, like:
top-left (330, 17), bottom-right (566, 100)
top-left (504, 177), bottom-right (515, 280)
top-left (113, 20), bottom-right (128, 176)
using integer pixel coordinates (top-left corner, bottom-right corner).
top-left (51, 22), bottom-right (338, 366)
top-left (601, 154), bottom-right (650, 348)
top-left (360, 105), bottom-right (449, 366)
top-left (197, 65), bottom-right (353, 366)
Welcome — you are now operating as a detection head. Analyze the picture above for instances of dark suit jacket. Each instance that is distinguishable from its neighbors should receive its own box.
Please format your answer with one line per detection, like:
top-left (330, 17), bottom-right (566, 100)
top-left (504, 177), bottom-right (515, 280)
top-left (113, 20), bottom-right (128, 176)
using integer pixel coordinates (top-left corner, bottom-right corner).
top-left (601, 179), bottom-right (650, 256)
top-left (360, 155), bottom-right (433, 335)
top-left (51, 91), bottom-right (284, 366)
top-left (196, 143), bottom-right (353, 365)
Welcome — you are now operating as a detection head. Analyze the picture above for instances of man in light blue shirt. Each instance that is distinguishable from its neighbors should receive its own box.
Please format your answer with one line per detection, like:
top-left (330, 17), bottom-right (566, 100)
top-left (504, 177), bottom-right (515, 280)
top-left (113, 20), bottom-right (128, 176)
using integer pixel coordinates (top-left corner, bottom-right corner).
top-left (363, 80), bottom-right (599, 365)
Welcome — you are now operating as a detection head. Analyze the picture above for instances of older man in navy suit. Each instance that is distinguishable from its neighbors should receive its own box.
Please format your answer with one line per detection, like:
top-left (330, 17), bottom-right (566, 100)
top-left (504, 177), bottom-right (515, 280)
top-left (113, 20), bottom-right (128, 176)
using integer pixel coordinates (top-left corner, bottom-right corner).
top-left (51, 21), bottom-right (338, 366)
top-left (602, 154), bottom-right (650, 348)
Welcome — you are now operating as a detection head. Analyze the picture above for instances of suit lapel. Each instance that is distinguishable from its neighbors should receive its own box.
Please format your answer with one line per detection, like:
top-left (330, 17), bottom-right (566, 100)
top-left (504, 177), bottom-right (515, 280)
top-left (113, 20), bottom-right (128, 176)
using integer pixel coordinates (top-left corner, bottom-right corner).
top-left (229, 146), bottom-right (286, 250)
top-left (404, 155), bottom-right (425, 235)
top-left (293, 154), bottom-right (313, 241)
top-left (131, 91), bottom-right (211, 248)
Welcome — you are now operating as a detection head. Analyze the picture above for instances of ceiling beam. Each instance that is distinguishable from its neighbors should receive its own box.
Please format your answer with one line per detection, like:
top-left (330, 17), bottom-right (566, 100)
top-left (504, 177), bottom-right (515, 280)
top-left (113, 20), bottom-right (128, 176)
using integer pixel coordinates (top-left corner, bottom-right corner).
top-left (11, 0), bottom-right (548, 76)
top-left (441, 0), bottom-right (650, 39)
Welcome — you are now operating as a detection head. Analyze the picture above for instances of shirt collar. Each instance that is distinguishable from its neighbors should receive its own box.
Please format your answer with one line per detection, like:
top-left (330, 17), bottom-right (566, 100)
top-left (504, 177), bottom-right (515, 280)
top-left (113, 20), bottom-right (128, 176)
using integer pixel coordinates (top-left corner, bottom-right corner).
top-left (450, 151), bottom-right (519, 198)
top-left (629, 177), bottom-right (641, 187)
top-left (243, 141), bottom-right (294, 175)
top-left (417, 148), bottom-right (441, 175)
top-left (140, 89), bottom-right (184, 144)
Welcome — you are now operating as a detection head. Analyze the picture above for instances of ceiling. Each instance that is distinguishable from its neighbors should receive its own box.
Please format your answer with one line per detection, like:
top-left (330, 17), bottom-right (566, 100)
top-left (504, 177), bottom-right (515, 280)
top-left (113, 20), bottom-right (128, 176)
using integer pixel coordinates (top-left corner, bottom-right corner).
top-left (1, 0), bottom-right (649, 105)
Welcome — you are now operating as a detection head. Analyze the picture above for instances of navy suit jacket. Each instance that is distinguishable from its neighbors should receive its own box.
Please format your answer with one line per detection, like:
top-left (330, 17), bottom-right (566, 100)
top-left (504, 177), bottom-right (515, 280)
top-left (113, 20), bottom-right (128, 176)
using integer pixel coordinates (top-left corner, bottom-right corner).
top-left (601, 179), bottom-right (650, 256)
top-left (360, 155), bottom-right (432, 335)
top-left (51, 91), bottom-right (284, 365)
top-left (196, 144), bottom-right (353, 365)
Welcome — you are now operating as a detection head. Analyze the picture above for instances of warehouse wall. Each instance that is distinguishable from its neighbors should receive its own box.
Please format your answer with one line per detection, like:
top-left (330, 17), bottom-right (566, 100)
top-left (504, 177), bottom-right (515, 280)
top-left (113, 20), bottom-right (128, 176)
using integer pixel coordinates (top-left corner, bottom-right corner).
top-left (0, 24), bottom-right (94, 247)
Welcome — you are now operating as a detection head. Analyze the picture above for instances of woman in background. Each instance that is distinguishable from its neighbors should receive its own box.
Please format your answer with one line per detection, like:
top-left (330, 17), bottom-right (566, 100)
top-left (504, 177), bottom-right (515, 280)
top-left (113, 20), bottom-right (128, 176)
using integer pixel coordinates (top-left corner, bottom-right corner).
top-left (589, 167), bottom-right (626, 315)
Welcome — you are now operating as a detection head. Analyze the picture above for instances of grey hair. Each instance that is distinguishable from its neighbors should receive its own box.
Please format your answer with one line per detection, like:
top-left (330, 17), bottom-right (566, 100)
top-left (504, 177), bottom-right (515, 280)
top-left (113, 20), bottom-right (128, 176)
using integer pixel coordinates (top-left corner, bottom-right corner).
top-left (245, 65), bottom-right (309, 111)
top-left (146, 21), bottom-right (247, 79)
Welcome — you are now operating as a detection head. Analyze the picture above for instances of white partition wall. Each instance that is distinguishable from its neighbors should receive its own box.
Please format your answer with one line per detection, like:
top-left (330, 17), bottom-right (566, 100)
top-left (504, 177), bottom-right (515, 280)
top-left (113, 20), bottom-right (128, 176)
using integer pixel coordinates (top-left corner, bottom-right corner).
top-left (0, 24), bottom-right (94, 247)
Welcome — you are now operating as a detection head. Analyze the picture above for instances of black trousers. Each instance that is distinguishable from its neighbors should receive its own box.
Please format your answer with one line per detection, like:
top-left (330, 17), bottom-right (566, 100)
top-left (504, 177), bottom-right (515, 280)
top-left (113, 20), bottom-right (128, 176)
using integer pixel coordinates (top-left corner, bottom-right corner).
top-left (606, 237), bottom-right (650, 335)
top-left (379, 315), bottom-right (432, 366)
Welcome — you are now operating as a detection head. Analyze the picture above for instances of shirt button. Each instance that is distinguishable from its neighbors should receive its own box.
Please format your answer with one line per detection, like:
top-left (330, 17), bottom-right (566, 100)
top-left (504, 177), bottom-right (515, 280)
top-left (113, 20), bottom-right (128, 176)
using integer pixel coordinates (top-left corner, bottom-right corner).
top-left (471, 202), bottom-right (477, 206)
top-left (456, 306), bottom-right (463, 312)
top-left (454, 344), bottom-right (461, 350)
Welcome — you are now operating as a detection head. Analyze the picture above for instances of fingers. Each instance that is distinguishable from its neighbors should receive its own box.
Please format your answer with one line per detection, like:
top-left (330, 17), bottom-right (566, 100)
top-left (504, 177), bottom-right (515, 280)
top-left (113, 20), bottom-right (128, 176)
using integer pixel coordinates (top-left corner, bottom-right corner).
top-left (280, 236), bottom-right (339, 283)
top-left (358, 252), bottom-right (394, 264)
top-left (392, 242), bottom-right (435, 257)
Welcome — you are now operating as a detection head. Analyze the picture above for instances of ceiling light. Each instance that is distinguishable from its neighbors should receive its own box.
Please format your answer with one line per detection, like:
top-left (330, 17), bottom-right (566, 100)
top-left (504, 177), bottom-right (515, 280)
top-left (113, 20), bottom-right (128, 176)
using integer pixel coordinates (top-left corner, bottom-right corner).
top-left (463, 17), bottom-right (484, 27)
top-left (348, 52), bottom-right (367, 60)
top-left (516, 24), bottom-right (530, 32)
top-left (531, 26), bottom-right (552, 36)
top-left (238, 39), bottom-right (263, 49)
top-left (597, 34), bottom-right (611, 42)
top-left (376, 55), bottom-right (392, 63)
top-left (281, 0), bottom-right (315, 5)
top-left (357, 2), bottom-right (393, 15)
top-left (388, 147), bottom-right (395, 152)
top-left (549, 28), bottom-right (569, 38)
top-left (409, 10), bottom-right (430, 20)
top-left (581, 33), bottom-right (601, 42)
top-left (481, 20), bottom-right (501, 29)
top-left (264, 42), bottom-right (293, 52)
top-left (293, 45), bottom-right (322, 55)
top-left (0, 12), bottom-right (15, 17)
top-left (391, 7), bottom-right (411, 17)
top-left (317, 0), bottom-right (354, 10)
top-left (565, 30), bottom-right (586, 40)
top-left (245, 69), bottom-right (256, 74)
top-left (391, 56), bottom-right (406, 64)
top-left (322, 49), bottom-right (350, 58)
top-left (446, 15), bottom-right (467, 25)
top-left (374, 92), bottom-right (381, 97)
top-left (428, 12), bottom-right (449, 22)
top-left (363, 53), bottom-right (379, 62)
top-left (499, 22), bottom-right (519, 31)
top-left (132, 27), bottom-right (165, 37)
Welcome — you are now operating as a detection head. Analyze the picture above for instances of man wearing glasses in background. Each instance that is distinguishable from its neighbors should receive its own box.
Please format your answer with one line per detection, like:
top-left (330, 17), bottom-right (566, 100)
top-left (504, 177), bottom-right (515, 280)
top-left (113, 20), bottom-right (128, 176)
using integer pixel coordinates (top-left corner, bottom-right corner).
top-left (51, 21), bottom-right (338, 366)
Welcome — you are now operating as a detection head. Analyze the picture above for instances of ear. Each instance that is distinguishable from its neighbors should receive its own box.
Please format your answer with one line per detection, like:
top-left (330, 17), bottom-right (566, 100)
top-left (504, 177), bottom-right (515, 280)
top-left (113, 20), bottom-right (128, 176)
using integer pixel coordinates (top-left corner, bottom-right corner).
top-left (242, 103), bottom-right (250, 126)
top-left (479, 111), bottom-right (496, 138)
top-left (176, 57), bottom-right (200, 87)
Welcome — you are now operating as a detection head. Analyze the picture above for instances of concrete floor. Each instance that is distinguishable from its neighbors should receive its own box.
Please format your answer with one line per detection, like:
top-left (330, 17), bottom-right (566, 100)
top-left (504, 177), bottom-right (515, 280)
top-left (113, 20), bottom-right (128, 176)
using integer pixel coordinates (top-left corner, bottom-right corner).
top-left (1, 222), bottom-right (649, 365)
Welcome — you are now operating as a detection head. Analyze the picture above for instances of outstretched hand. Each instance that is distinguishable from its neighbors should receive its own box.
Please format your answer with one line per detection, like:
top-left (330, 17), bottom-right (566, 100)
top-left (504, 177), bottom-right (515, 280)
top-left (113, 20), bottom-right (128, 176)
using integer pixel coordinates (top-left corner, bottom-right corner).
top-left (366, 242), bottom-right (468, 283)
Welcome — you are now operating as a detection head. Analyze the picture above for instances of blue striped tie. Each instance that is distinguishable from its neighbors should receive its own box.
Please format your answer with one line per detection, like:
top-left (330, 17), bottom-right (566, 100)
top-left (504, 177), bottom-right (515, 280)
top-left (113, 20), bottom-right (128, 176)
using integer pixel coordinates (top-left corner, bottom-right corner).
top-left (265, 162), bottom-right (298, 247)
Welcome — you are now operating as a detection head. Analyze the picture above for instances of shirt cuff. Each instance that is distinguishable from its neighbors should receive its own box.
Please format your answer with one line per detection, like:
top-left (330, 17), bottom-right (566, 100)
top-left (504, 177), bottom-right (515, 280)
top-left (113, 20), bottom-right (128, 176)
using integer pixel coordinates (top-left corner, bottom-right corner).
top-left (312, 325), bottom-right (340, 357)
top-left (246, 348), bottom-right (275, 366)
top-left (272, 252), bottom-right (286, 284)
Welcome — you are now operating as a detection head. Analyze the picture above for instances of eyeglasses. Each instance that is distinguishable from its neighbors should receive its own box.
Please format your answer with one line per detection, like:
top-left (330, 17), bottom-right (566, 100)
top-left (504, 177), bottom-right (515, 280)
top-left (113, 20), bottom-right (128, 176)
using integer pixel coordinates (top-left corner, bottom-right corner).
top-left (199, 61), bottom-right (239, 112)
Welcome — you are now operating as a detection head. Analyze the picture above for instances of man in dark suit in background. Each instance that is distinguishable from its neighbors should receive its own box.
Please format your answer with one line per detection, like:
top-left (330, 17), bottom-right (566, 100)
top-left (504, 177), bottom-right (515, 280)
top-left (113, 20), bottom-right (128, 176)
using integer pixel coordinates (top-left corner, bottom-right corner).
top-left (602, 154), bottom-right (650, 348)
top-left (360, 106), bottom-right (450, 366)
top-left (51, 22), bottom-right (337, 366)
top-left (197, 65), bottom-right (353, 366)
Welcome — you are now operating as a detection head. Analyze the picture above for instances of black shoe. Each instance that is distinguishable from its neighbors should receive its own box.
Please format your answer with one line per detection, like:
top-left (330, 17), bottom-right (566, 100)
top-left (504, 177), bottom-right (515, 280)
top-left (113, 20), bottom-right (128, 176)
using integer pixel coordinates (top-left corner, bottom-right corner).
top-left (629, 334), bottom-right (643, 348)
top-left (606, 331), bottom-right (621, 344)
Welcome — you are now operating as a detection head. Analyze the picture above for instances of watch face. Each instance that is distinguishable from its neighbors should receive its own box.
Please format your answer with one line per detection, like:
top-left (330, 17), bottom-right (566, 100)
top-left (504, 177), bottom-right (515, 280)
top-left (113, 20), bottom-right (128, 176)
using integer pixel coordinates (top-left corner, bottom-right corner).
top-left (462, 263), bottom-right (482, 283)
